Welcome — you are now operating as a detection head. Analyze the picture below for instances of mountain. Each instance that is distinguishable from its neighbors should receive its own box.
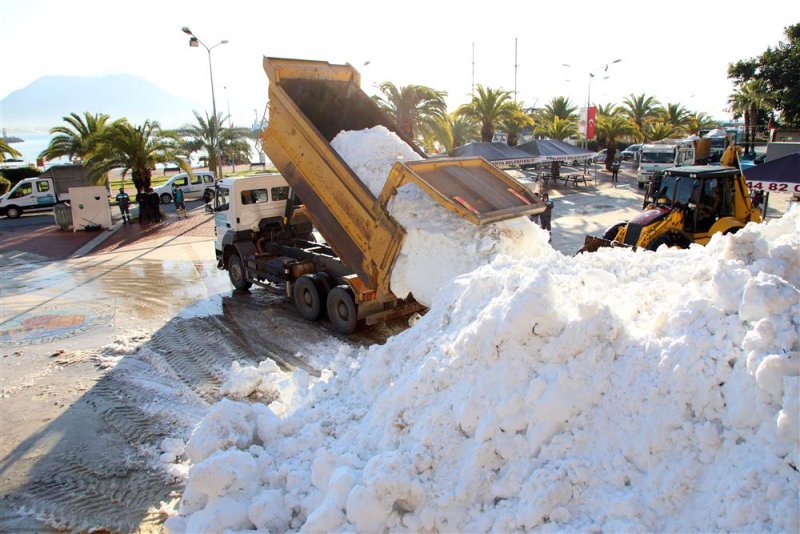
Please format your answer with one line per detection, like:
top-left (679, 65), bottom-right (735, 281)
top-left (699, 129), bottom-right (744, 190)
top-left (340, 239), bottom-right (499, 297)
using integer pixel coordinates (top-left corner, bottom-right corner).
top-left (0, 74), bottom-right (203, 132)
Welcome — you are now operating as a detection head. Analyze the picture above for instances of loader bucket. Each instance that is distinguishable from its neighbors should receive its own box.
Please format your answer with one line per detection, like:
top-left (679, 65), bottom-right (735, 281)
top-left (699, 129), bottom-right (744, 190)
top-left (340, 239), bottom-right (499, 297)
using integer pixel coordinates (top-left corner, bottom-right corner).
top-left (578, 235), bottom-right (631, 254)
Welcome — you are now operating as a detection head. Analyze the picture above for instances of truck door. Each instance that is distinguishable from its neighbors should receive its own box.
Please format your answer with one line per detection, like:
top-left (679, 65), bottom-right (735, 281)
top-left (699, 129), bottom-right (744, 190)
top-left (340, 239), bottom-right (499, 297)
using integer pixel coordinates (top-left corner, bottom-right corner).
top-left (33, 179), bottom-right (56, 206)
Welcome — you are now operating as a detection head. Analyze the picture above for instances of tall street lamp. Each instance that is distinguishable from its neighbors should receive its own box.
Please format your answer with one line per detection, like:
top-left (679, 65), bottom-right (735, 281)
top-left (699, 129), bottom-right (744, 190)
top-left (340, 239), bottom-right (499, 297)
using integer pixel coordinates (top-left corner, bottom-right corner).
top-left (182, 26), bottom-right (228, 180)
top-left (564, 59), bottom-right (622, 148)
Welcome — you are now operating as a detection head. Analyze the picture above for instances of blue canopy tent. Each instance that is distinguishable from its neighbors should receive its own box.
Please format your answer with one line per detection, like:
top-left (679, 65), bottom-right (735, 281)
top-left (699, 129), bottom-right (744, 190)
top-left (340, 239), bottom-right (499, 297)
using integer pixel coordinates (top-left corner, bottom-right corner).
top-left (448, 142), bottom-right (539, 168)
top-left (742, 152), bottom-right (800, 191)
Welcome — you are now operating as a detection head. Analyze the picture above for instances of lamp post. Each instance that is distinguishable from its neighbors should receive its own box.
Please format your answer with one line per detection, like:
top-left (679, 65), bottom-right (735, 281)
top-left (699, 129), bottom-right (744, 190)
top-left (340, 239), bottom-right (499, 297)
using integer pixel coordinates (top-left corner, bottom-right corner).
top-left (182, 26), bottom-right (228, 180)
top-left (563, 59), bottom-right (621, 149)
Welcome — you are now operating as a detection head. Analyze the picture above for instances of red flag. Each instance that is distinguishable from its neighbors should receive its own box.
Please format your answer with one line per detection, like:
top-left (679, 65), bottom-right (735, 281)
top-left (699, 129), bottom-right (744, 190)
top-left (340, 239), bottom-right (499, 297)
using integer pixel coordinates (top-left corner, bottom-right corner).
top-left (587, 106), bottom-right (597, 140)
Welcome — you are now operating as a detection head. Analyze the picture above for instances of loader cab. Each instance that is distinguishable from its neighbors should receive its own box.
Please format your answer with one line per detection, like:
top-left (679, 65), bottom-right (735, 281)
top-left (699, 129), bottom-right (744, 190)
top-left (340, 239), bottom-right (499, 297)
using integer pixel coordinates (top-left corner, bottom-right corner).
top-left (655, 166), bottom-right (743, 238)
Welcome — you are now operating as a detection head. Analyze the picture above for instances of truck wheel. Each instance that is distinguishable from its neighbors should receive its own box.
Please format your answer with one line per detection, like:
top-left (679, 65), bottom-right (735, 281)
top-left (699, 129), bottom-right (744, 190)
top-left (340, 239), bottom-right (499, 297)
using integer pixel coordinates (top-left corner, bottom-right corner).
top-left (228, 253), bottom-right (252, 290)
top-left (293, 275), bottom-right (323, 321)
top-left (327, 286), bottom-right (358, 335)
top-left (160, 193), bottom-right (173, 204)
top-left (6, 205), bottom-right (21, 219)
top-left (647, 233), bottom-right (690, 251)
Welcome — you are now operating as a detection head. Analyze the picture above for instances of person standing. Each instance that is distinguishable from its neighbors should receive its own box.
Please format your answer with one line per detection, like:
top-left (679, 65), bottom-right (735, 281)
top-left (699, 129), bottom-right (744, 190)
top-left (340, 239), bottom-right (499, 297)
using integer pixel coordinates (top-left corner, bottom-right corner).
top-left (539, 192), bottom-right (554, 243)
top-left (115, 186), bottom-right (131, 224)
top-left (147, 187), bottom-right (162, 223)
top-left (136, 188), bottom-right (148, 224)
top-left (172, 183), bottom-right (187, 219)
top-left (611, 158), bottom-right (621, 186)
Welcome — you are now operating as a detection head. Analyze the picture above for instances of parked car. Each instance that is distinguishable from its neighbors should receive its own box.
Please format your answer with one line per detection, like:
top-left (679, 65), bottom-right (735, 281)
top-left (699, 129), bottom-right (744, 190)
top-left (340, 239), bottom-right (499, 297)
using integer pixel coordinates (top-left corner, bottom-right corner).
top-left (620, 144), bottom-right (642, 161)
top-left (154, 171), bottom-right (216, 203)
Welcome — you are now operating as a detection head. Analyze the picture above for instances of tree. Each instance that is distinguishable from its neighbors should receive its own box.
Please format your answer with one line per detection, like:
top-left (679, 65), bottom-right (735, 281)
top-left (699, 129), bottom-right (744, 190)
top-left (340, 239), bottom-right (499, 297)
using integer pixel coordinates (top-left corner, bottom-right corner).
top-left (595, 115), bottom-right (636, 169)
top-left (622, 94), bottom-right (661, 140)
top-left (84, 119), bottom-right (188, 192)
top-left (428, 113), bottom-right (480, 152)
top-left (643, 121), bottom-right (676, 143)
top-left (38, 112), bottom-right (110, 162)
top-left (537, 96), bottom-right (579, 124)
top-left (685, 113), bottom-right (718, 136)
top-left (456, 85), bottom-right (516, 142)
top-left (220, 137), bottom-right (252, 172)
top-left (533, 116), bottom-right (578, 141)
top-left (372, 82), bottom-right (447, 141)
top-left (177, 111), bottom-right (229, 178)
top-left (728, 79), bottom-right (770, 152)
top-left (499, 103), bottom-right (535, 146)
top-left (728, 23), bottom-right (800, 127)
top-left (0, 139), bottom-right (21, 161)
top-left (596, 103), bottom-right (624, 117)
top-left (660, 103), bottom-right (691, 134)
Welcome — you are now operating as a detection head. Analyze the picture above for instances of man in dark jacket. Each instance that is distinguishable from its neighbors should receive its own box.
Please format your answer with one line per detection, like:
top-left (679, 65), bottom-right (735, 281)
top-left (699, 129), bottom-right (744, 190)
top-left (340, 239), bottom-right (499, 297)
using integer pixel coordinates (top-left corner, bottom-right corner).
top-left (539, 193), bottom-right (554, 243)
top-left (147, 187), bottom-right (162, 223)
top-left (115, 186), bottom-right (131, 224)
top-left (611, 159), bottom-right (621, 186)
top-left (136, 189), bottom-right (148, 224)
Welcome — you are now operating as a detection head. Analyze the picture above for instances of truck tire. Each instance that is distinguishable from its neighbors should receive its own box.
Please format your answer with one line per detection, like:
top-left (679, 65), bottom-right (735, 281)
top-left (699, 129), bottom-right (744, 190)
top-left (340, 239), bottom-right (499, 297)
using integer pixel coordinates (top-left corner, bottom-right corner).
top-left (5, 205), bottom-right (22, 219)
top-left (293, 275), bottom-right (323, 321)
top-left (327, 286), bottom-right (358, 335)
top-left (160, 193), bottom-right (173, 204)
top-left (228, 253), bottom-right (252, 290)
top-left (647, 233), bottom-right (690, 251)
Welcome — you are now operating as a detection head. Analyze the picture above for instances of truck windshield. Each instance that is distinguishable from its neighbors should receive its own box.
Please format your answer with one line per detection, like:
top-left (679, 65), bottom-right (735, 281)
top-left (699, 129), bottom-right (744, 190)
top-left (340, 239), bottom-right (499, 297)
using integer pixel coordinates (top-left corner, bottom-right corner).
top-left (654, 175), bottom-right (695, 206)
top-left (641, 152), bottom-right (674, 164)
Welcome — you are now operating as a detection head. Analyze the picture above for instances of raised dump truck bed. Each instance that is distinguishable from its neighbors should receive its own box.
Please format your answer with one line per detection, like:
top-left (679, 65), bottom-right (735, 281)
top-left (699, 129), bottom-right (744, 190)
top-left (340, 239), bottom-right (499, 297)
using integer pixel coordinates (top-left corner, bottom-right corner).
top-left (262, 57), bottom-right (544, 300)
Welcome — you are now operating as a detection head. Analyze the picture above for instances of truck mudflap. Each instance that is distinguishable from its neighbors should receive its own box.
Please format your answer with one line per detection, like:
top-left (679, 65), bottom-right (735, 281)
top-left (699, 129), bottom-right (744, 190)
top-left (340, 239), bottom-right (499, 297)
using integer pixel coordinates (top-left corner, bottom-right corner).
top-left (578, 235), bottom-right (633, 254)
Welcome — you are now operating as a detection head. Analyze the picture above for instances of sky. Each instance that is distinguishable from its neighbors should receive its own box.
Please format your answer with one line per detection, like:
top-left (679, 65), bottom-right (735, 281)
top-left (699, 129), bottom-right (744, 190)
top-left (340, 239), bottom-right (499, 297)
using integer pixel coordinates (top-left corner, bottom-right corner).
top-left (2, 0), bottom-right (799, 129)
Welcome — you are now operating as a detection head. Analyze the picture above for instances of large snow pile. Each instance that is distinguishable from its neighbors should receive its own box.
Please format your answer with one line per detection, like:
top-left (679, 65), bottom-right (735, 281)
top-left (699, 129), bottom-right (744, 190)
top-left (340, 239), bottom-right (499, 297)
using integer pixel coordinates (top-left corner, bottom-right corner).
top-left (166, 191), bottom-right (800, 533)
top-left (330, 126), bottom-right (551, 306)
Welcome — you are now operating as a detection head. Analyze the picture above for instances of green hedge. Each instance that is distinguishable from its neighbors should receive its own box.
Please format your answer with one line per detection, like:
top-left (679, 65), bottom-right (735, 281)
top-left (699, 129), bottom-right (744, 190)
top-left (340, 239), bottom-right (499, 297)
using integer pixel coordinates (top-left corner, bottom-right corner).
top-left (0, 166), bottom-right (42, 184)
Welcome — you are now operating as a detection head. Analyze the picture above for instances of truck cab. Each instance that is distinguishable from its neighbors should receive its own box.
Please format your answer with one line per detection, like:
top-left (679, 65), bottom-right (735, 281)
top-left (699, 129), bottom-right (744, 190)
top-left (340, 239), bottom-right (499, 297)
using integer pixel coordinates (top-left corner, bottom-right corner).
top-left (637, 144), bottom-right (677, 188)
top-left (213, 173), bottom-right (293, 264)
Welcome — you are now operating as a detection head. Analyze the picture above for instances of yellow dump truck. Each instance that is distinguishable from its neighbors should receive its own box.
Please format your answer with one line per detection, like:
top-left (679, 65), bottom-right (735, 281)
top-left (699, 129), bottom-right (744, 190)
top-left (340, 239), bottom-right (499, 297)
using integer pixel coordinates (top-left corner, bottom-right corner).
top-left (214, 58), bottom-right (545, 334)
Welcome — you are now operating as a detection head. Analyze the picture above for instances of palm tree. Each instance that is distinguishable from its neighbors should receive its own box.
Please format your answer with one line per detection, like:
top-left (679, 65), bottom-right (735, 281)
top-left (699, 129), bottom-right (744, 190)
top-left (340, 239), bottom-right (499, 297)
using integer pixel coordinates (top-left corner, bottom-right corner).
top-left (456, 85), bottom-right (516, 142)
top-left (533, 116), bottom-right (578, 141)
top-left (428, 113), bottom-right (480, 152)
top-left (596, 103), bottom-right (624, 117)
top-left (685, 113), bottom-right (718, 136)
top-left (0, 139), bottom-right (21, 161)
top-left (622, 94), bottom-right (661, 140)
top-left (38, 112), bottom-right (110, 162)
top-left (643, 121), bottom-right (676, 142)
top-left (595, 115), bottom-right (636, 169)
top-left (372, 82), bottom-right (447, 141)
top-left (660, 103), bottom-right (691, 134)
top-left (220, 137), bottom-right (252, 172)
top-left (177, 111), bottom-right (228, 178)
top-left (538, 96), bottom-right (579, 123)
top-left (728, 79), bottom-right (770, 153)
top-left (84, 119), bottom-right (188, 192)
top-left (499, 103), bottom-right (535, 146)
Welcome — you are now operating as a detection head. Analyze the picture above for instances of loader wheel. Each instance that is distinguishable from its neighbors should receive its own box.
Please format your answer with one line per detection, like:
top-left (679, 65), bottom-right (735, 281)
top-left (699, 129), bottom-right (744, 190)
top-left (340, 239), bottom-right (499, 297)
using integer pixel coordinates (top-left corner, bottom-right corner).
top-left (294, 275), bottom-right (323, 321)
top-left (228, 253), bottom-right (252, 291)
top-left (327, 286), bottom-right (358, 335)
top-left (647, 233), bottom-right (690, 251)
top-left (602, 222), bottom-right (626, 241)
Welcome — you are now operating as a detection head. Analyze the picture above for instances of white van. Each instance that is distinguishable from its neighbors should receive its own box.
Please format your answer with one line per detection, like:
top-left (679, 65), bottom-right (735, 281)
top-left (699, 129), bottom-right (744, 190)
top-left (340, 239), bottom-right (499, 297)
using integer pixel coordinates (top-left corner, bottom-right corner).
top-left (154, 171), bottom-right (216, 203)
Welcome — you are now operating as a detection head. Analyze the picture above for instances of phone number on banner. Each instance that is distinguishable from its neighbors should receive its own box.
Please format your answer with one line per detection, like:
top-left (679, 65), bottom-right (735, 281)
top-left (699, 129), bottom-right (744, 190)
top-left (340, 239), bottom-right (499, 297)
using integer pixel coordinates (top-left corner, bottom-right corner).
top-left (746, 181), bottom-right (800, 193)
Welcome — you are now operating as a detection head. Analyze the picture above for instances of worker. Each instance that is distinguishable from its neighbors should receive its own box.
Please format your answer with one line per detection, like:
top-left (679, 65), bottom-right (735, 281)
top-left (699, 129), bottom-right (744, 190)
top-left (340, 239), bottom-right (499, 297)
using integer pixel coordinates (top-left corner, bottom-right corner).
top-left (539, 193), bottom-right (554, 243)
top-left (115, 186), bottom-right (131, 224)
top-left (610, 159), bottom-right (621, 186)
top-left (172, 183), bottom-right (187, 219)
